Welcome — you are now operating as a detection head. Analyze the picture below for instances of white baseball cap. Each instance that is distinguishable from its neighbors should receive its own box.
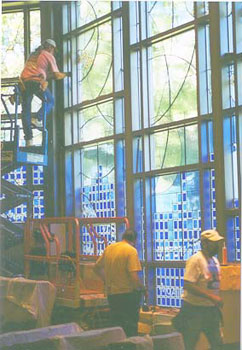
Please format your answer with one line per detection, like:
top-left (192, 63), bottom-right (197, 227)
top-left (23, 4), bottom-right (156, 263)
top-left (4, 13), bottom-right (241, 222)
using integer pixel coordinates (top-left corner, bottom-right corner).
top-left (44, 39), bottom-right (57, 48)
top-left (201, 230), bottom-right (224, 242)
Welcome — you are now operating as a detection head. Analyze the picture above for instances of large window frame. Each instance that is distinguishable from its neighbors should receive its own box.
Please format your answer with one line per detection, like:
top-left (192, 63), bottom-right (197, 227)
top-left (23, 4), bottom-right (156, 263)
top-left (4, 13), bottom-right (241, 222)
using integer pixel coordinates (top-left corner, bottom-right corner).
top-left (61, 1), bottom-right (241, 307)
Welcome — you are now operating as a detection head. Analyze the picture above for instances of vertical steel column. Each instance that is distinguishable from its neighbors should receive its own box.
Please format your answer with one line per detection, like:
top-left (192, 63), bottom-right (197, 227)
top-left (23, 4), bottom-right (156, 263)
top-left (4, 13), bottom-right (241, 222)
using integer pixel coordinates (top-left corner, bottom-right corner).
top-left (122, 2), bottom-right (134, 227)
top-left (40, 2), bottom-right (60, 217)
top-left (209, 3), bottom-right (226, 239)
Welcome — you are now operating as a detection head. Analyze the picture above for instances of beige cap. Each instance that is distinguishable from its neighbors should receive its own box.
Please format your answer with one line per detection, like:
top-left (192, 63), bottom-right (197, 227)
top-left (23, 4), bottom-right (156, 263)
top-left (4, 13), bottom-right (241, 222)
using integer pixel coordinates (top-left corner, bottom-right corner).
top-left (44, 39), bottom-right (57, 48)
top-left (201, 230), bottom-right (224, 242)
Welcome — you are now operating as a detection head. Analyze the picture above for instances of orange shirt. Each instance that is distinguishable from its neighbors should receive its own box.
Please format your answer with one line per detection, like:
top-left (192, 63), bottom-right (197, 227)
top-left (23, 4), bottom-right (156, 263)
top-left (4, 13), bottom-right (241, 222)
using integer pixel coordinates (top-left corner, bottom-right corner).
top-left (21, 49), bottom-right (59, 82)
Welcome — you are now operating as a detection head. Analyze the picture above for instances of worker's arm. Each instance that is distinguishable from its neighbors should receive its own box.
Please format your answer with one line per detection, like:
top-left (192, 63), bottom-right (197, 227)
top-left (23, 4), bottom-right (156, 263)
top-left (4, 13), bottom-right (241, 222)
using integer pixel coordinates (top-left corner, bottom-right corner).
top-left (184, 280), bottom-right (223, 307)
top-left (129, 271), bottom-right (148, 299)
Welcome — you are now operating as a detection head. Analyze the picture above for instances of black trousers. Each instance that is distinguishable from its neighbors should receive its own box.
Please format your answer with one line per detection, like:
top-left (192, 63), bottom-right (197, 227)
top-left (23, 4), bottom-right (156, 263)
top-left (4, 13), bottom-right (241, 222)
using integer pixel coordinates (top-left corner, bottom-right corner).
top-left (107, 291), bottom-right (141, 337)
top-left (181, 302), bottom-right (223, 350)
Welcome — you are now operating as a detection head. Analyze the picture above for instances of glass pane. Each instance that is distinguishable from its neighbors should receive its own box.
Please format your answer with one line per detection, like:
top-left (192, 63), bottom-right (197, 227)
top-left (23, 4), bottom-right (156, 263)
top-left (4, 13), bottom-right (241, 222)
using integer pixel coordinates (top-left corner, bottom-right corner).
top-left (202, 169), bottom-right (216, 229)
top-left (223, 116), bottom-right (239, 208)
top-left (227, 216), bottom-right (240, 262)
top-left (220, 2), bottom-right (234, 55)
top-left (81, 142), bottom-right (115, 218)
top-left (33, 190), bottom-right (45, 219)
top-left (198, 24), bottom-right (212, 115)
top-left (196, 2), bottom-right (209, 17)
top-left (78, 101), bottom-right (114, 142)
top-left (134, 179), bottom-right (145, 260)
top-left (151, 125), bottom-right (198, 170)
top-left (80, 223), bottom-right (116, 256)
top-left (129, 2), bottom-right (140, 45)
top-left (201, 121), bottom-right (214, 163)
top-left (149, 30), bottom-right (197, 126)
top-left (235, 2), bottom-right (242, 53)
top-left (113, 16), bottom-right (124, 92)
top-left (77, 22), bottom-right (112, 102)
top-left (115, 98), bottom-right (125, 134)
top-left (131, 50), bottom-right (142, 130)
top-left (2, 203), bottom-right (27, 223)
top-left (133, 137), bottom-right (143, 173)
top-left (2, 166), bottom-right (26, 186)
top-left (112, 2), bottom-right (122, 11)
top-left (2, 12), bottom-right (24, 78)
top-left (30, 10), bottom-right (41, 52)
top-left (115, 140), bottom-right (126, 218)
top-left (222, 63), bottom-right (236, 109)
top-left (64, 112), bottom-right (72, 146)
top-left (156, 267), bottom-right (184, 308)
top-left (76, 0), bottom-right (111, 28)
top-left (33, 165), bottom-right (44, 185)
top-left (2, 168), bottom-right (27, 223)
top-left (153, 171), bottom-right (201, 261)
top-left (146, 1), bottom-right (194, 38)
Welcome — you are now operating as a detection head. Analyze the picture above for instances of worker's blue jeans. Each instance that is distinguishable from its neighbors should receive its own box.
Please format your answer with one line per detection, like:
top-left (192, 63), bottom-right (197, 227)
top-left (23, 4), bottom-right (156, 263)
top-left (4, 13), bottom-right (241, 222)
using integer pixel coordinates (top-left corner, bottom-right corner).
top-left (21, 81), bottom-right (54, 141)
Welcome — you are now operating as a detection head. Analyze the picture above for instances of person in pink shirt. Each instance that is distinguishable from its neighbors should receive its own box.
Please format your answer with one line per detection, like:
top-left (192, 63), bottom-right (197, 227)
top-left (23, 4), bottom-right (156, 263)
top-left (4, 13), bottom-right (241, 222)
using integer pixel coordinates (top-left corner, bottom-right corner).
top-left (20, 39), bottom-right (66, 147)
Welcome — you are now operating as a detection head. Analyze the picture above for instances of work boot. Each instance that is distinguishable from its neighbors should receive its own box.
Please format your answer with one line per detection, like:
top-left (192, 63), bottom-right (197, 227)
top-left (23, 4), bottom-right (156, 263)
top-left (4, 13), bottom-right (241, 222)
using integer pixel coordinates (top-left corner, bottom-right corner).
top-left (31, 118), bottom-right (42, 128)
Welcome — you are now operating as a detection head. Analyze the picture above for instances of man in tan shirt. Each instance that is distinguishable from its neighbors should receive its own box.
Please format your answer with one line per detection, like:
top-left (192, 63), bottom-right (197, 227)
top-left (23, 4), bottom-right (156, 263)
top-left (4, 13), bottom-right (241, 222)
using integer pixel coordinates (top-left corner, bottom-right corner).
top-left (94, 229), bottom-right (145, 336)
top-left (177, 230), bottom-right (224, 350)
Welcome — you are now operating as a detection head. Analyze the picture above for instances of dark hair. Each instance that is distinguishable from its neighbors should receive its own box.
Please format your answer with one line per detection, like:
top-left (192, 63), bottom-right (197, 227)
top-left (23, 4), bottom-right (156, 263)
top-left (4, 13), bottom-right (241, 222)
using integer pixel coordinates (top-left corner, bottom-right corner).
top-left (122, 229), bottom-right (137, 243)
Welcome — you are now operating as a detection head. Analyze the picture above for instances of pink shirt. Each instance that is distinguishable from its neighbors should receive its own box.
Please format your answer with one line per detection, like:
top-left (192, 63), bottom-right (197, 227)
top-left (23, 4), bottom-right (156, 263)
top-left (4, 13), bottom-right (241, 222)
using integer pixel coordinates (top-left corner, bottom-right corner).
top-left (21, 49), bottom-right (59, 81)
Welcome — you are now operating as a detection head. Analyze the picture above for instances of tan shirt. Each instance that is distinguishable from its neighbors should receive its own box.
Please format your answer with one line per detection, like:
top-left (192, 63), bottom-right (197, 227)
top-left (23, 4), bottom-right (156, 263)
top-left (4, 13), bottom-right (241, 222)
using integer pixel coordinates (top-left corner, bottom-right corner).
top-left (183, 251), bottom-right (221, 306)
top-left (95, 240), bottom-right (142, 295)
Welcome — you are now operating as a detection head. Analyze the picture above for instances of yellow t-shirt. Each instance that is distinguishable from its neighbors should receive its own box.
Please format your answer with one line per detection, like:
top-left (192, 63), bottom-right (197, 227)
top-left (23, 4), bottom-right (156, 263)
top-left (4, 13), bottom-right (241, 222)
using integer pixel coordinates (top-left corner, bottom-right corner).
top-left (95, 240), bottom-right (142, 295)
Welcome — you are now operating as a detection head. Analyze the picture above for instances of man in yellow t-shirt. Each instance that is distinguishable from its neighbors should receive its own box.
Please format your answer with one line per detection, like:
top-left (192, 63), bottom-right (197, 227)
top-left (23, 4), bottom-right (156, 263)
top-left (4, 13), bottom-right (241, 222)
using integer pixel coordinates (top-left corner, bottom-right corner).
top-left (94, 229), bottom-right (145, 336)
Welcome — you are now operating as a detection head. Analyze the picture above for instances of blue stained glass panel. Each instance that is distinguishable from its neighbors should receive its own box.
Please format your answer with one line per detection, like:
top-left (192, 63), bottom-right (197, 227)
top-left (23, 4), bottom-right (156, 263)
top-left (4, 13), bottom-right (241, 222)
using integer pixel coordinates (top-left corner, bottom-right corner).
top-left (33, 190), bottom-right (45, 219)
top-left (223, 116), bottom-right (239, 209)
top-left (203, 169), bottom-right (216, 230)
top-left (227, 216), bottom-right (241, 262)
top-left (156, 267), bottom-right (184, 307)
top-left (3, 166), bottom-right (27, 186)
top-left (32, 166), bottom-right (44, 185)
top-left (201, 121), bottom-right (214, 163)
top-left (153, 171), bottom-right (201, 261)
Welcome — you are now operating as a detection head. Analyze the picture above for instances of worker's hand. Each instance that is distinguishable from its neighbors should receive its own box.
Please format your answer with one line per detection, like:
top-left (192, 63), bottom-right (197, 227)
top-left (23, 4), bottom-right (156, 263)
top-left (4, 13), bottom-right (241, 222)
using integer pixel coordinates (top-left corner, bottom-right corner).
top-left (51, 72), bottom-right (68, 80)
top-left (211, 295), bottom-right (223, 308)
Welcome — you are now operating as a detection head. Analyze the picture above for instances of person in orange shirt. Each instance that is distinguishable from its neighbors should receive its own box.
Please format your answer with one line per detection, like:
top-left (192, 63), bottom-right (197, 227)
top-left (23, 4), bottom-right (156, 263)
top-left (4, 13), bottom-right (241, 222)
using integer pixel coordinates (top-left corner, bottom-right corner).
top-left (20, 39), bottom-right (67, 147)
top-left (94, 229), bottom-right (146, 337)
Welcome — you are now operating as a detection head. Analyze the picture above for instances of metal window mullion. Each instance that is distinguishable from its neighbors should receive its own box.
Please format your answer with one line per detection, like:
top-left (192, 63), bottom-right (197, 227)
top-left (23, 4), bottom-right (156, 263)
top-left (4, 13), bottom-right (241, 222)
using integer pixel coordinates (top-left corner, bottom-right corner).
top-left (122, 1), bottom-right (134, 226)
top-left (69, 22), bottom-right (76, 216)
top-left (24, 8), bottom-right (31, 60)
top-left (195, 6), bottom-right (206, 230)
top-left (209, 2), bottom-right (227, 240)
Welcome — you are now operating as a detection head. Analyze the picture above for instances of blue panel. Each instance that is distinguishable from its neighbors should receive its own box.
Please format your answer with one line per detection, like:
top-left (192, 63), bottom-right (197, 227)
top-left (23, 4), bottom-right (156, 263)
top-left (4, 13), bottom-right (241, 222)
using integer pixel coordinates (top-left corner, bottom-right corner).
top-left (227, 216), bottom-right (241, 262)
top-left (201, 122), bottom-right (208, 163)
top-left (65, 151), bottom-right (73, 216)
top-left (156, 267), bottom-right (184, 308)
top-left (133, 137), bottom-right (143, 173)
top-left (134, 179), bottom-right (144, 260)
top-left (116, 140), bottom-right (125, 219)
top-left (153, 172), bottom-right (201, 261)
